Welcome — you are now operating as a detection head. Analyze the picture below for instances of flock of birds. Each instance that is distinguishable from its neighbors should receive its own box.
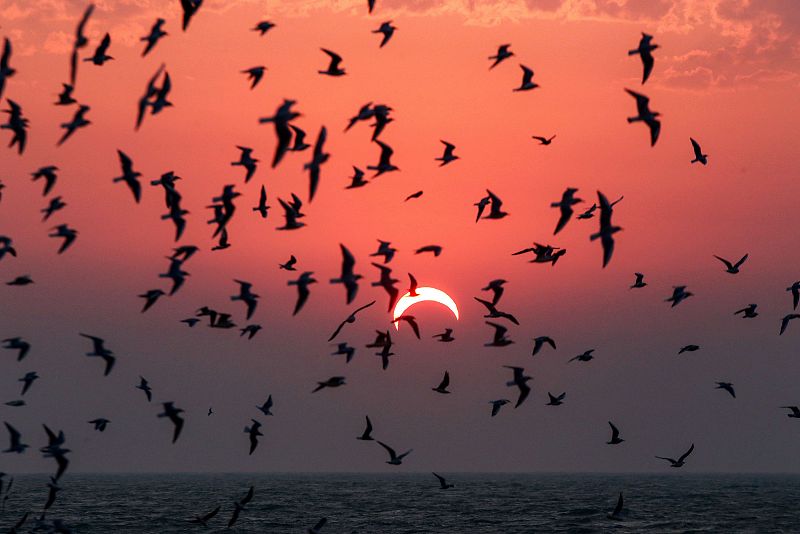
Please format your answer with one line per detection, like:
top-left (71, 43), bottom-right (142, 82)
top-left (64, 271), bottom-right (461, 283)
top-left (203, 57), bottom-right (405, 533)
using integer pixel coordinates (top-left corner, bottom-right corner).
top-left (0, 1), bottom-right (797, 532)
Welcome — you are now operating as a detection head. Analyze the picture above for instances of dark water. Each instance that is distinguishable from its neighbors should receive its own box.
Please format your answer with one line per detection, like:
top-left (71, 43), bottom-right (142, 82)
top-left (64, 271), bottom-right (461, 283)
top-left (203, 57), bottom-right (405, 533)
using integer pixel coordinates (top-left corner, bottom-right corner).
top-left (1, 473), bottom-right (799, 533)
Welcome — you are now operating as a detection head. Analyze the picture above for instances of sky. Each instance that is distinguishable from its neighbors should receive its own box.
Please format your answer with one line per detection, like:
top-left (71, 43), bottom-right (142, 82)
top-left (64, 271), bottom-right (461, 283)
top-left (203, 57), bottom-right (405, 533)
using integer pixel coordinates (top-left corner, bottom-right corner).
top-left (1, 0), bottom-right (799, 475)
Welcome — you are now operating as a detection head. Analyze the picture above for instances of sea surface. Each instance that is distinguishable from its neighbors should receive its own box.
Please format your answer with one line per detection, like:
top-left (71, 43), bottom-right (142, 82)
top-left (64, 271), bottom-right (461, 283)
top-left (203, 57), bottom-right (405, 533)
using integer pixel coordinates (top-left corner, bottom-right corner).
top-left (1, 473), bottom-right (799, 533)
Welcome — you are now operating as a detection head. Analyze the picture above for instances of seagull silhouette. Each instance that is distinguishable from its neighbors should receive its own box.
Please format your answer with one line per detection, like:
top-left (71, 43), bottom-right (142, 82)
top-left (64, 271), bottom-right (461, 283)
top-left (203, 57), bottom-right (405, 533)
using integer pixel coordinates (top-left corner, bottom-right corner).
top-left (607, 421), bottom-right (624, 444)
top-left (532, 336), bottom-right (556, 356)
top-left (489, 399), bottom-right (511, 417)
top-left (357, 416), bottom-right (374, 440)
top-left (714, 254), bottom-right (747, 274)
top-left (157, 402), bottom-right (185, 443)
top-left (373, 21), bottom-right (397, 47)
top-left (630, 272), bottom-right (647, 289)
top-left (433, 472), bottom-right (454, 489)
top-left (514, 65), bottom-right (539, 91)
top-left (628, 32), bottom-right (658, 84)
top-left (716, 382), bottom-right (736, 398)
top-left (330, 244), bottom-right (362, 304)
top-left (79, 334), bottom-right (116, 376)
top-left (625, 88), bottom-right (660, 146)
top-left (432, 371), bottom-right (451, 394)
top-left (435, 140), bottom-right (459, 166)
top-left (288, 272), bottom-right (317, 316)
top-left (319, 48), bottom-right (346, 76)
top-left (489, 44), bottom-right (513, 69)
top-left (256, 395), bottom-right (274, 416)
top-left (141, 18), bottom-right (167, 56)
top-left (655, 443), bottom-right (695, 468)
top-left (504, 366), bottom-right (531, 407)
top-left (377, 440), bottom-right (412, 465)
top-left (551, 188), bottom-right (582, 234)
top-left (690, 137), bottom-right (708, 165)
top-left (227, 486), bottom-right (254, 528)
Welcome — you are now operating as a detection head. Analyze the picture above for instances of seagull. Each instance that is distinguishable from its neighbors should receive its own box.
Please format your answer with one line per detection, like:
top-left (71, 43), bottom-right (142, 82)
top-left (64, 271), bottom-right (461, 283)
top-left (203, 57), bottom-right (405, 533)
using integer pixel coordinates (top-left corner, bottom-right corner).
top-left (785, 281), bottom-right (800, 310)
top-left (474, 195), bottom-right (491, 222)
top-left (331, 343), bottom-right (356, 363)
top-left (136, 64), bottom-right (167, 130)
top-left (781, 406), bottom-right (800, 418)
top-left (630, 273), bottom-right (647, 288)
top-left (666, 286), bottom-right (693, 307)
top-left (79, 333), bottom-right (116, 376)
top-left (0, 235), bottom-right (15, 260)
top-left (690, 138), bottom-right (708, 165)
top-left (256, 395), bottom-right (273, 416)
top-left (370, 240), bottom-right (397, 264)
top-left (180, 0), bottom-right (203, 31)
top-left (415, 245), bottom-right (442, 256)
top-left (346, 166), bottom-right (368, 189)
top-left (714, 254), bottom-right (748, 274)
top-left (319, 48), bottom-right (346, 76)
top-left (678, 344), bottom-right (700, 354)
top-left (253, 20), bottom-right (276, 35)
top-left (231, 280), bottom-right (259, 320)
top-left (432, 329), bottom-right (455, 342)
top-left (136, 376), bottom-right (152, 402)
top-left (55, 83), bottom-right (77, 106)
top-left (485, 321), bottom-right (514, 347)
top-left (181, 318), bottom-right (200, 327)
top-left (655, 443), bottom-right (695, 468)
top-left (435, 140), bottom-right (459, 166)
top-left (531, 134), bottom-right (555, 145)
top-left (244, 419), bottom-right (263, 455)
top-left (368, 140), bottom-right (399, 177)
top-left (141, 18), bottom-right (167, 56)
top-left (277, 198), bottom-right (305, 230)
top-left (2, 99), bottom-right (29, 154)
top-left (551, 188), bottom-right (583, 234)
top-left (49, 224), bottom-right (78, 254)
top-left (402, 190), bottom-right (419, 201)
top-left (290, 124), bottom-right (311, 151)
top-left (373, 21), bottom-right (397, 47)
top-left (474, 297), bottom-right (519, 325)
top-left (242, 66), bottom-right (266, 89)
top-left (288, 272), bottom-right (317, 316)
top-left (43, 476), bottom-right (62, 515)
top-left (88, 418), bottom-right (110, 432)
top-left (483, 189), bottom-right (508, 219)
top-left (569, 349), bottom-right (595, 363)
top-left (482, 401), bottom-right (511, 422)
top-left (532, 336), bottom-right (556, 356)
top-left (377, 440), bottom-right (412, 465)
top-left (113, 150), bottom-right (142, 203)
top-left (433, 472), bottom-right (454, 489)
top-left (628, 32), bottom-right (658, 84)
top-left (577, 203), bottom-right (597, 219)
top-left (607, 492), bottom-right (624, 520)
top-left (258, 98), bottom-right (301, 168)
top-left (18, 372), bottom-right (39, 396)
top-left (139, 289), bottom-right (166, 313)
top-left (504, 366), bottom-right (531, 407)
top-left (376, 343), bottom-right (395, 371)
top-left (330, 244), bottom-right (362, 304)
top-left (40, 424), bottom-right (70, 480)
top-left (780, 314), bottom-right (800, 335)
top-left (6, 275), bottom-right (33, 286)
top-left (734, 304), bottom-right (758, 318)
top-left (157, 402), bottom-right (185, 443)
top-left (227, 486), bottom-right (254, 528)
top-left (188, 506), bottom-right (220, 527)
top-left (357, 416), bottom-right (374, 440)
top-left (312, 376), bottom-right (346, 393)
top-left (513, 64), bottom-right (539, 91)
top-left (232, 146), bottom-right (259, 184)
top-left (3, 423), bottom-right (28, 453)
top-left (280, 255), bottom-right (297, 271)
top-left (607, 422), bottom-right (624, 444)
top-left (69, 4), bottom-right (94, 85)
top-left (345, 101), bottom-right (375, 131)
top-left (716, 382), bottom-right (736, 398)
top-left (432, 371), bottom-right (451, 394)
top-left (393, 315), bottom-right (421, 339)
top-left (590, 191), bottom-right (622, 268)
top-left (546, 392), bottom-right (566, 406)
top-left (489, 44), bottom-right (513, 69)
top-left (480, 280), bottom-right (507, 306)
top-left (0, 38), bottom-right (15, 101)
top-left (57, 104), bottom-right (91, 146)
top-left (2, 338), bottom-right (30, 361)
top-left (84, 33), bottom-right (112, 65)
top-left (625, 88), bottom-right (661, 146)
top-left (304, 126), bottom-right (329, 202)
top-left (371, 263), bottom-right (399, 312)
top-left (240, 324), bottom-right (262, 339)
top-left (308, 518), bottom-right (328, 534)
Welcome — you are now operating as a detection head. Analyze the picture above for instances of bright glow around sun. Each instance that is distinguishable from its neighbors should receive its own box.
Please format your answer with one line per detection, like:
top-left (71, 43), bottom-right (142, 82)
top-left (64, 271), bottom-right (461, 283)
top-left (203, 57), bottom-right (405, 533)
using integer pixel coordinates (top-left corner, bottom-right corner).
top-left (392, 287), bottom-right (460, 329)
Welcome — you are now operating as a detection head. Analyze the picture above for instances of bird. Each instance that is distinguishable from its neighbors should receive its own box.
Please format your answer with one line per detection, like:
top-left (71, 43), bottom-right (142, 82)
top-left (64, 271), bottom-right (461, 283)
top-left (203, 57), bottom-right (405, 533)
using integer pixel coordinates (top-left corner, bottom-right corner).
top-left (577, 203), bottom-right (597, 219)
top-left (240, 324), bottom-right (262, 339)
top-left (485, 321), bottom-right (514, 347)
top-left (136, 64), bottom-right (166, 130)
top-left (532, 336), bottom-right (556, 356)
top-left (371, 263), bottom-right (400, 312)
top-left (628, 32), bottom-right (658, 84)
top-left (368, 0), bottom-right (377, 13)
top-left (716, 382), bottom-right (736, 398)
top-left (734, 304), bottom-right (758, 318)
top-left (480, 279), bottom-right (507, 306)
top-left (244, 419), bottom-right (263, 455)
top-left (483, 189), bottom-right (508, 219)
top-left (18, 372), bottom-right (38, 396)
top-left (474, 297), bottom-right (519, 325)
top-left (6, 275), bottom-right (33, 286)
top-left (375, 343), bottom-right (395, 371)
top-left (3, 423), bottom-right (28, 454)
top-left (88, 418), bottom-right (110, 432)
top-left (49, 224), bottom-right (78, 254)
top-left (330, 244), bottom-right (363, 304)
top-left (546, 392), bottom-right (566, 406)
top-left (331, 343), bottom-right (356, 363)
top-left (230, 147), bottom-right (260, 186)
top-left (393, 315), bottom-right (421, 339)
top-left (489, 44), bottom-right (513, 69)
top-left (69, 4), bottom-right (94, 85)
top-left (368, 140), bottom-right (399, 177)
top-left (242, 66), bottom-right (266, 89)
top-left (157, 402), bottom-right (185, 443)
top-left (607, 422), bottom-right (624, 444)
top-left (666, 286), bottom-right (693, 307)
top-left (312, 376), bottom-right (346, 393)
top-left (84, 33), bottom-right (112, 65)
top-left (188, 506), bottom-right (220, 527)
top-left (489, 399), bottom-right (510, 417)
top-left (55, 83), bottom-right (77, 106)
top-left (551, 187), bottom-right (583, 234)
top-left (511, 64), bottom-right (540, 91)
top-left (432, 329), bottom-right (455, 342)
top-left (625, 88), bottom-right (661, 146)
top-left (139, 289), bottom-right (166, 313)
top-left (590, 191), bottom-right (622, 268)
top-left (136, 376), bottom-right (152, 402)
top-left (253, 20), bottom-right (276, 35)
top-left (346, 166), bottom-right (368, 189)
top-left (43, 476), bottom-right (62, 515)
top-left (0, 235), bottom-right (15, 261)
top-left (180, 0), bottom-right (203, 31)
top-left (435, 140), bottom-right (459, 166)
top-left (690, 137), bottom-right (708, 165)
top-left (373, 21), bottom-right (397, 47)
top-left (415, 245), bottom-right (442, 256)
top-left (256, 395), bottom-right (274, 416)
top-left (288, 272), bottom-right (317, 316)
top-left (308, 518), bottom-right (328, 534)
top-left (781, 406), bottom-right (800, 418)
top-left (280, 255), bottom-right (298, 271)
top-left (630, 273), bottom-right (647, 289)
top-left (2, 338), bottom-right (30, 361)
top-left (40, 424), bottom-right (70, 480)
top-left (370, 240), bottom-right (397, 264)
top-left (290, 124), bottom-right (311, 151)
top-left (780, 314), bottom-right (800, 335)
top-left (655, 443), bottom-right (695, 468)
top-left (504, 366), bottom-right (531, 407)
top-left (357, 416), bottom-right (374, 440)
top-left (2, 99), bottom-right (29, 154)
top-left (231, 280), bottom-right (259, 320)
top-left (227, 486), bottom-right (254, 528)
top-left (141, 18), bottom-right (167, 56)
top-left (113, 150), bottom-right (142, 203)
top-left (0, 38), bottom-right (15, 101)
top-left (319, 48), bottom-right (346, 76)
top-left (377, 440), bottom-right (412, 465)
top-left (608, 492), bottom-right (624, 520)
top-left (79, 333), bottom-right (116, 376)
top-left (474, 195), bottom-right (491, 222)
top-left (714, 254), bottom-right (748, 274)
top-left (433, 472), bottom-right (454, 489)
top-left (678, 344), bottom-right (700, 354)
top-left (531, 134), bottom-right (555, 145)
top-left (405, 189), bottom-right (422, 200)
top-left (57, 104), bottom-right (91, 146)
top-left (258, 99), bottom-right (300, 168)
top-left (432, 371), bottom-right (451, 394)
top-left (304, 126), bottom-right (329, 202)
top-left (786, 282), bottom-right (800, 310)
top-left (569, 349), bottom-right (595, 363)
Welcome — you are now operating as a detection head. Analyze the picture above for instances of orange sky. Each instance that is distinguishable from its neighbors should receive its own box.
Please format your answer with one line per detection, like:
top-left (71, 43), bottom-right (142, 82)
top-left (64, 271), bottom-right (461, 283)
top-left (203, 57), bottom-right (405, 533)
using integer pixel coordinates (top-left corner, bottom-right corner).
top-left (1, 0), bottom-right (800, 473)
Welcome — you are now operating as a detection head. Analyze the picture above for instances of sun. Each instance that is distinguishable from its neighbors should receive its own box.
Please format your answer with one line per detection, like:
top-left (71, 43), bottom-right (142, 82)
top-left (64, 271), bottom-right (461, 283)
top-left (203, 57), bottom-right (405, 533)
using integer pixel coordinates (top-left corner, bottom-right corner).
top-left (392, 287), bottom-right (459, 329)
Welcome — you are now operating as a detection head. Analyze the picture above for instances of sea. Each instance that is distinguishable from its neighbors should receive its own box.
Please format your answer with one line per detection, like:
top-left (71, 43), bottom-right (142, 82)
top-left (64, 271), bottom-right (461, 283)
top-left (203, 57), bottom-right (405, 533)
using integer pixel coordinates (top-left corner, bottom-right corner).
top-left (1, 473), bottom-right (799, 533)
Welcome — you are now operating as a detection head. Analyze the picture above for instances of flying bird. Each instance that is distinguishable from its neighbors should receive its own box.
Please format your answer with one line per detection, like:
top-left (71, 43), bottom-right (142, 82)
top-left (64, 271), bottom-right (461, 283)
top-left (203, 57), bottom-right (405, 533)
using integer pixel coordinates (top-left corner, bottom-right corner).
top-left (483, 189), bottom-right (508, 220)
top-left (231, 280), bottom-right (260, 320)
top-left (242, 66), bottom-right (266, 89)
top-left (6, 275), bottom-right (33, 286)
top-left (84, 33), bottom-right (112, 65)
top-left (485, 321), bottom-right (514, 347)
top-left (227, 486), bottom-right (254, 528)
top-left (368, 140), bottom-right (399, 177)
top-left (69, 3), bottom-right (94, 86)
top-left (625, 88), bottom-right (661, 146)
top-left (628, 32), bottom-right (658, 84)
top-left (551, 188), bottom-right (583, 234)
top-left (678, 344), bottom-right (700, 354)
top-left (489, 399), bottom-right (510, 417)
top-left (2, 99), bottom-right (29, 154)
top-left (180, 0), bottom-right (203, 31)
top-left (590, 191), bottom-right (622, 268)
top-left (377, 440), bottom-right (413, 465)
top-left (18, 372), bottom-right (39, 396)
top-left (312, 376), bottom-right (346, 393)
top-left (514, 65), bottom-right (539, 91)
top-left (141, 18), bottom-right (167, 56)
top-left (504, 366), bottom-right (531, 407)
top-left (288, 272), bottom-right (317, 315)
top-left (113, 150), bottom-right (142, 202)
top-left (373, 21), bottom-right (397, 47)
top-left (357, 416), bottom-right (374, 440)
top-left (88, 418), bottom-right (110, 432)
top-left (49, 224), bottom-right (78, 254)
top-left (136, 376), bottom-right (152, 402)
top-left (666, 286), bottom-right (693, 307)
top-left (139, 289), bottom-right (166, 313)
top-left (41, 197), bottom-right (66, 221)
top-left (482, 279), bottom-right (507, 305)
top-left (489, 44), bottom-right (513, 69)
top-left (432, 371), bottom-right (451, 394)
top-left (433, 472), bottom-right (454, 489)
top-left (714, 254), bottom-right (748, 274)
top-left (57, 104), bottom-right (91, 145)
top-left (781, 406), bottom-right (800, 418)
top-left (258, 98), bottom-right (300, 168)
top-left (655, 443), bottom-right (695, 468)
top-left (432, 329), bottom-right (455, 342)
top-left (435, 140), bottom-right (459, 166)
top-left (2, 338), bottom-right (30, 361)
top-left (304, 126), bottom-right (329, 201)
top-left (244, 419), bottom-right (263, 455)
top-left (734, 304), bottom-right (758, 318)
top-left (415, 245), bottom-right (442, 256)
top-left (0, 38), bottom-right (15, 101)
top-left (780, 314), bottom-right (800, 335)
top-left (370, 240), bottom-right (397, 263)
top-left (607, 422), bottom-right (624, 444)
top-left (330, 244), bottom-right (362, 304)
top-left (346, 166), bottom-right (368, 189)
top-left (189, 506), bottom-right (220, 527)
top-left (157, 402), bottom-right (185, 443)
top-left (546, 392), bottom-right (566, 406)
top-left (331, 342), bottom-right (356, 363)
top-left (569, 349), bottom-right (595, 363)
top-left (79, 333), bottom-right (116, 376)
top-left (716, 382), bottom-right (736, 398)
top-left (532, 336), bottom-right (556, 356)
top-left (630, 273), bottom-right (647, 289)
top-left (55, 83), bottom-right (77, 106)
top-left (280, 255), bottom-right (297, 271)
top-left (531, 134), bottom-right (555, 145)
top-left (253, 20), bottom-right (276, 35)
top-left (3, 423), bottom-right (28, 454)
top-left (690, 137), bottom-right (708, 165)
top-left (371, 263), bottom-right (399, 312)
top-left (393, 315), bottom-right (421, 339)
top-left (474, 297), bottom-right (519, 325)
top-left (256, 395), bottom-right (274, 416)
top-left (319, 48), bottom-right (346, 76)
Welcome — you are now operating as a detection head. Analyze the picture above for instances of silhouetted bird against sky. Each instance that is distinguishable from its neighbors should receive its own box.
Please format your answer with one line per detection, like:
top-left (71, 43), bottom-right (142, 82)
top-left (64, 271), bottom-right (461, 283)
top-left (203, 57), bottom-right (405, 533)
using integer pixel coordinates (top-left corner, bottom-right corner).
top-left (531, 134), bottom-right (555, 145)
top-left (2, 99), bottom-right (28, 154)
top-left (489, 399), bottom-right (510, 417)
top-left (69, 3), bottom-right (94, 86)
top-left (628, 32), bottom-right (658, 84)
top-left (136, 376), bottom-right (152, 402)
top-left (346, 166), bottom-right (368, 189)
top-left (630, 272), bottom-right (647, 288)
top-left (504, 366), bottom-right (531, 407)
top-left (18, 372), bottom-right (38, 396)
top-left (714, 253), bottom-right (747, 273)
top-left (258, 98), bottom-right (300, 168)
top-left (331, 342), bottom-right (355, 363)
top-left (89, 418), bottom-right (110, 432)
top-left (57, 104), bottom-right (91, 145)
top-left (313, 376), bottom-right (346, 393)
top-left (157, 402), bottom-right (185, 443)
top-left (279, 255), bottom-right (297, 271)
top-left (433, 472), bottom-right (454, 489)
top-left (780, 314), bottom-right (800, 335)
top-left (547, 392), bottom-right (566, 406)
top-left (373, 21), bottom-right (396, 47)
top-left (655, 443), bottom-right (695, 468)
top-left (690, 137), bottom-right (708, 165)
top-left (41, 196), bottom-right (66, 221)
top-left (49, 224), bottom-right (78, 254)
top-left (432, 371), bottom-right (451, 394)
top-left (231, 280), bottom-right (259, 320)
top-left (242, 66), bottom-right (266, 89)
top-left (679, 344), bottom-right (700, 354)
top-left (3, 423), bottom-right (28, 454)
top-left (180, 0), bottom-right (203, 31)
top-left (436, 140), bottom-right (459, 166)
top-left (79, 333), bottom-right (116, 376)
top-left (244, 419), bottom-right (263, 455)
top-left (141, 18), bottom-right (167, 56)
top-left (377, 440), bottom-right (412, 465)
top-left (84, 33), bottom-right (112, 65)
top-left (591, 191), bottom-right (622, 268)
top-left (357, 416), bottom-right (374, 440)
top-left (253, 20), bottom-right (276, 35)
top-left (625, 88), bottom-right (660, 146)
top-left (368, 140), bottom-right (399, 177)
top-left (113, 150), bottom-right (142, 203)
top-left (514, 65), bottom-right (539, 91)
top-left (489, 44), bottom-right (513, 69)
top-left (328, 300), bottom-right (376, 341)
top-left (475, 297), bottom-right (519, 325)
top-left (0, 38), bottom-right (15, 101)
top-left (415, 245), bottom-right (442, 256)
top-left (569, 349), bottom-right (595, 363)
top-left (666, 286), bottom-right (693, 307)
top-left (551, 188), bottom-right (582, 234)
top-left (2, 338), bottom-right (29, 361)
top-left (734, 303), bottom-right (758, 318)
top-left (781, 406), bottom-right (800, 418)
top-left (55, 83), bottom-right (77, 106)
top-left (532, 336), bottom-right (556, 356)
top-left (319, 48), bottom-right (346, 76)
top-left (607, 422), bottom-right (624, 444)
top-left (330, 244), bottom-right (362, 304)
top-left (288, 272), bottom-right (317, 315)
top-left (716, 382), bottom-right (736, 398)
top-left (305, 126), bottom-right (329, 201)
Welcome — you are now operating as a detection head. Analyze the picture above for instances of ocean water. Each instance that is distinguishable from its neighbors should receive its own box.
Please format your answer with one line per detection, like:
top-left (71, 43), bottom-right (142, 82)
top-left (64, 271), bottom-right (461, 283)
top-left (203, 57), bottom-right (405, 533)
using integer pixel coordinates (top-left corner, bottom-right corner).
top-left (1, 473), bottom-right (799, 533)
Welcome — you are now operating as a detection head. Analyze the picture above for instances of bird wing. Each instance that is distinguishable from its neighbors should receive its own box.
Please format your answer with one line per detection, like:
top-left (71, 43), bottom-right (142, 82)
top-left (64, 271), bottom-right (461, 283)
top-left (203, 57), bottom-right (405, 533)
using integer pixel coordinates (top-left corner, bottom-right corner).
top-left (641, 51), bottom-right (654, 83)
top-left (377, 440), bottom-right (397, 460)
top-left (678, 443), bottom-right (694, 462)
top-left (713, 255), bottom-right (733, 269)
top-left (734, 253), bottom-right (748, 269)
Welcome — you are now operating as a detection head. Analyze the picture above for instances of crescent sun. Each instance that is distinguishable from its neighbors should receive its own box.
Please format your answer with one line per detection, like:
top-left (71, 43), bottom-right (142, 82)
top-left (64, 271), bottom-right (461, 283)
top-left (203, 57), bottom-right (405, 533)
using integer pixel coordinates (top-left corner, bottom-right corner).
top-left (392, 287), bottom-right (459, 329)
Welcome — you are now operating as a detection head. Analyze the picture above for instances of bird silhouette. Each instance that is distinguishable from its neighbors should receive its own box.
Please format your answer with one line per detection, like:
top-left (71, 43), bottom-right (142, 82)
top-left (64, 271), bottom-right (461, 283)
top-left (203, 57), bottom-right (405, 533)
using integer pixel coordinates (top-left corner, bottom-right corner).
top-left (690, 137), bottom-right (708, 165)
top-left (319, 48), bottom-right (346, 76)
top-left (377, 440), bottom-right (412, 465)
top-left (625, 88), bottom-right (660, 146)
top-left (628, 32), bottom-right (658, 84)
top-left (373, 21), bottom-right (397, 47)
top-left (157, 402), bottom-right (185, 443)
top-left (504, 366), bottom-right (531, 407)
top-left (714, 253), bottom-right (747, 274)
top-left (607, 422), bottom-right (624, 444)
top-left (489, 44), bottom-right (513, 69)
top-left (655, 443), bottom-right (695, 467)
top-left (141, 18), bottom-right (167, 56)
